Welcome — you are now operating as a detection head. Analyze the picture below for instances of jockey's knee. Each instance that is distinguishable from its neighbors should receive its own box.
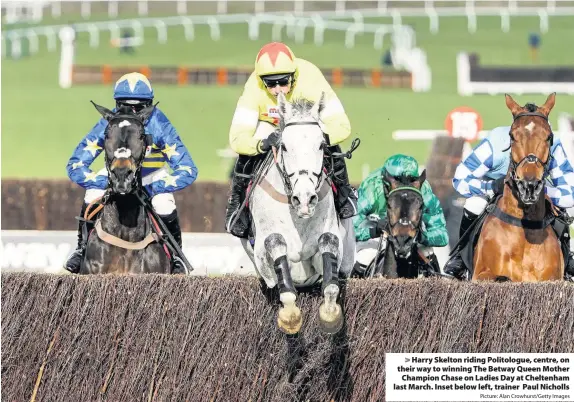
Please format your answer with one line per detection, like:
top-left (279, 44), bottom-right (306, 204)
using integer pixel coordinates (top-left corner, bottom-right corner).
top-left (464, 196), bottom-right (488, 216)
top-left (356, 247), bottom-right (378, 267)
top-left (151, 193), bottom-right (176, 216)
top-left (84, 189), bottom-right (106, 204)
top-left (356, 239), bottom-right (379, 266)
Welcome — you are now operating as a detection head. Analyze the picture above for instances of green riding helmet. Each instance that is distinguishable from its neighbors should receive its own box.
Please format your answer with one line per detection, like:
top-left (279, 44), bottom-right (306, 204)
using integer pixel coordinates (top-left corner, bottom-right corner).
top-left (381, 154), bottom-right (421, 188)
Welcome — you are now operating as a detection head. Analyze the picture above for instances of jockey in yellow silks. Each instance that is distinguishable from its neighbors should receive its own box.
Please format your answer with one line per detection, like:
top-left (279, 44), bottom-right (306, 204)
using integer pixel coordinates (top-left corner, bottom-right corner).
top-left (225, 42), bottom-right (358, 238)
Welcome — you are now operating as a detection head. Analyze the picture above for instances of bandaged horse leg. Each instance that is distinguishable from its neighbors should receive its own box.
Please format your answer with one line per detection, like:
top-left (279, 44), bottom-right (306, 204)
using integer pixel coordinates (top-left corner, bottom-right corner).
top-left (265, 233), bottom-right (302, 334)
top-left (317, 232), bottom-right (343, 334)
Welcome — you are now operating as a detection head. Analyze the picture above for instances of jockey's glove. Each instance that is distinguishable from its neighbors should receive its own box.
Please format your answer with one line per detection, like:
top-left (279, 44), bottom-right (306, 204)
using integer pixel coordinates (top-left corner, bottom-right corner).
top-left (258, 130), bottom-right (281, 153)
top-left (492, 177), bottom-right (506, 196)
top-left (369, 217), bottom-right (388, 239)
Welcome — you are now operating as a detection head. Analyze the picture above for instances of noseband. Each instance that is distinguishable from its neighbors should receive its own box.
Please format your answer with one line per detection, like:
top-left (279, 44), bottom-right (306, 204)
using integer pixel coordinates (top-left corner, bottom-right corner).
top-left (507, 111), bottom-right (554, 184)
top-left (275, 121), bottom-right (325, 202)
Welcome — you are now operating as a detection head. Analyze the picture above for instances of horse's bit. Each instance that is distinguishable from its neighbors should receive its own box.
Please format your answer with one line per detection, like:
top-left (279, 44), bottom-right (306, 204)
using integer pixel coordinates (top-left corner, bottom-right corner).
top-left (275, 121), bottom-right (325, 201)
top-left (507, 110), bottom-right (554, 183)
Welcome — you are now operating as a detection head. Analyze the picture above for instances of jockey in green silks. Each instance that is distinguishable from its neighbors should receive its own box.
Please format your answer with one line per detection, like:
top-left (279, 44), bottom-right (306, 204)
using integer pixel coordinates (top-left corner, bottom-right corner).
top-left (352, 154), bottom-right (449, 272)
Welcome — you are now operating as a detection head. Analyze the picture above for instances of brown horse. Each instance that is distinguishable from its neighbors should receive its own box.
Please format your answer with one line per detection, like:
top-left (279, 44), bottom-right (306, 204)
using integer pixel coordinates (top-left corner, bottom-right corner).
top-left (473, 93), bottom-right (564, 282)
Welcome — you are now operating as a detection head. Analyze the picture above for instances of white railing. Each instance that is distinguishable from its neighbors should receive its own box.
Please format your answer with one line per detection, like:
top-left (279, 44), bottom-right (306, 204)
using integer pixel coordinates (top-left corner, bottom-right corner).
top-left (3, 0), bottom-right (573, 26)
top-left (3, 0), bottom-right (574, 33)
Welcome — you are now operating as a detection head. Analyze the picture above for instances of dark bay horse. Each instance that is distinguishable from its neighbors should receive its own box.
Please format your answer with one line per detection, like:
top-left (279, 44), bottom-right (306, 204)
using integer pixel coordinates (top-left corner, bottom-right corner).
top-left (473, 93), bottom-right (563, 281)
top-left (81, 102), bottom-right (171, 274)
top-left (362, 169), bottom-right (440, 278)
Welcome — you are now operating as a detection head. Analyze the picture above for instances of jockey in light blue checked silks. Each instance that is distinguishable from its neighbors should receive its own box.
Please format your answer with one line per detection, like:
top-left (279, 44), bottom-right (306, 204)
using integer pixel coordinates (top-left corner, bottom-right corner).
top-left (63, 72), bottom-right (198, 274)
top-left (444, 125), bottom-right (574, 280)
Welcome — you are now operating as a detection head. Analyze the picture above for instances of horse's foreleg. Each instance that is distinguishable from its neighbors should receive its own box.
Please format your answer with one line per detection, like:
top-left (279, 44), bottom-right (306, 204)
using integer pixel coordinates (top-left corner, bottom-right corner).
top-left (264, 233), bottom-right (302, 335)
top-left (318, 232), bottom-right (343, 334)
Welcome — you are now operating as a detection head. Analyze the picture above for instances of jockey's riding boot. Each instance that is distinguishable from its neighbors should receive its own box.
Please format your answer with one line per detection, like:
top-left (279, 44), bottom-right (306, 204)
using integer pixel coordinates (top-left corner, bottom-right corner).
top-left (225, 155), bottom-right (251, 238)
top-left (63, 202), bottom-right (92, 274)
top-left (550, 211), bottom-right (574, 281)
top-left (443, 209), bottom-right (478, 279)
top-left (160, 210), bottom-right (187, 274)
top-left (327, 145), bottom-right (358, 219)
top-left (559, 225), bottom-right (574, 280)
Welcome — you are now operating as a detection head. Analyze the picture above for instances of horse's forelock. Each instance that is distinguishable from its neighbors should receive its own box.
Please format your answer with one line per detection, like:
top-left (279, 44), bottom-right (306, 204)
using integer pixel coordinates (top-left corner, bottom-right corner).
top-left (281, 98), bottom-right (317, 125)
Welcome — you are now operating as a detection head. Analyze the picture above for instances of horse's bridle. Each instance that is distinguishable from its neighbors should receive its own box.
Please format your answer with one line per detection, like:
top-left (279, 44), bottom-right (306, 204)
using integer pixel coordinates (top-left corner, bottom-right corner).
top-left (104, 115), bottom-right (151, 192)
top-left (507, 110), bottom-right (554, 183)
top-left (275, 120), bottom-right (325, 201)
top-left (384, 186), bottom-right (424, 257)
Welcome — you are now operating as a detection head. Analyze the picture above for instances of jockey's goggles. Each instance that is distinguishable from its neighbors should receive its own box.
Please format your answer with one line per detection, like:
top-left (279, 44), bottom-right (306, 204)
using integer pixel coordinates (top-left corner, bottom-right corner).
top-left (116, 99), bottom-right (152, 113)
top-left (261, 74), bottom-right (292, 88)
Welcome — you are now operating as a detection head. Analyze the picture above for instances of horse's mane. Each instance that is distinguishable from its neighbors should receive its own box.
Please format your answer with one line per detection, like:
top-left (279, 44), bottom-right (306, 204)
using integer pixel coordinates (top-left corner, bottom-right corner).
top-left (524, 103), bottom-right (538, 113)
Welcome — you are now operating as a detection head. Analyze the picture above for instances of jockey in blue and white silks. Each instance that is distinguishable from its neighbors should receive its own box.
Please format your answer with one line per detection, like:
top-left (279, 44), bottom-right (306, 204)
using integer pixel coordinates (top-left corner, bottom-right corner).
top-left (63, 72), bottom-right (199, 274)
top-left (444, 125), bottom-right (574, 279)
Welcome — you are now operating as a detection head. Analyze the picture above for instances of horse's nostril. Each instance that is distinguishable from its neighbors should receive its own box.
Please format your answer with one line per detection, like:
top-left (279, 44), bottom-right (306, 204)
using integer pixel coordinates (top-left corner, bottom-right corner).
top-left (292, 195), bottom-right (300, 206)
top-left (309, 194), bottom-right (318, 205)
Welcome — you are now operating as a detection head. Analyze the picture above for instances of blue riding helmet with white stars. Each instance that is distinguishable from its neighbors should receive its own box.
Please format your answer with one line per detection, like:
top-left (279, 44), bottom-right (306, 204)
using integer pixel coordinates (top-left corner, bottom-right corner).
top-left (113, 72), bottom-right (154, 100)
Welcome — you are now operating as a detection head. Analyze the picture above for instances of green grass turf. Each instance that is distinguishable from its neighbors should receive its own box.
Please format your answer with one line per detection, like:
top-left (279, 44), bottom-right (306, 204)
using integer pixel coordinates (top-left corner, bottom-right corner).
top-left (2, 15), bottom-right (573, 182)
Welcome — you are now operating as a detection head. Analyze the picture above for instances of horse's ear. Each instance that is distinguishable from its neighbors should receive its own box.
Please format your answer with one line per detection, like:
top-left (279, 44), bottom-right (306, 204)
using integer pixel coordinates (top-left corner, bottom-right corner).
top-left (91, 100), bottom-right (115, 121)
top-left (310, 91), bottom-right (325, 120)
top-left (505, 94), bottom-right (522, 116)
top-left (137, 102), bottom-right (157, 124)
top-left (382, 170), bottom-right (393, 194)
top-left (418, 169), bottom-right (427, 183)
top-left (277, 92), bottom-right (291, 119)
top-left (539, 92), bottom-right (556, 117)
top-left (410, 169), bottom-right (426, 189)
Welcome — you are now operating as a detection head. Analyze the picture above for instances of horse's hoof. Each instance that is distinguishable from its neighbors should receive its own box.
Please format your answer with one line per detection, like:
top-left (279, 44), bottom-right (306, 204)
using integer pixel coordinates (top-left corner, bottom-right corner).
top-left (318, 302), bottom-right (343, 334)
top-left (277, 305), bottom-right (302, 335)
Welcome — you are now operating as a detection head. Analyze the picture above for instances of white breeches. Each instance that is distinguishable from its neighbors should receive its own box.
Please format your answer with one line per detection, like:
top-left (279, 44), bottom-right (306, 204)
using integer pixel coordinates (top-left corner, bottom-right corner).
top-left (83, 167), bottom-right (176, 216)
top-left (464, 196), bottom-right (489, 216)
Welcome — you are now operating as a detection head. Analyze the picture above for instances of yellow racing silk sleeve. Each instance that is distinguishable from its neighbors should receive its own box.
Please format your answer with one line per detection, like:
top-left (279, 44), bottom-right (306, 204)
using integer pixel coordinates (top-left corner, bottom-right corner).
top-left (299, 61), bottom-right (351, 146)
top-left (229, 72), bottom-right (263, 156)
